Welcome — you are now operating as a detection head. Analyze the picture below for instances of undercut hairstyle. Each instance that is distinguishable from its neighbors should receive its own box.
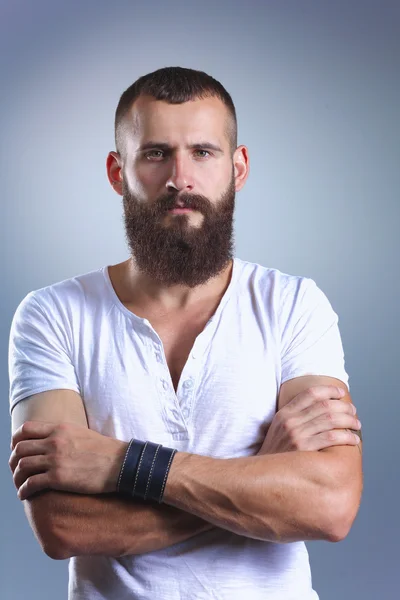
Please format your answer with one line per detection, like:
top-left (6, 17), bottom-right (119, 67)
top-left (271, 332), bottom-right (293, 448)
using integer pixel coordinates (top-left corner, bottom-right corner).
top-left (114, 66), bottom-right (237, 156)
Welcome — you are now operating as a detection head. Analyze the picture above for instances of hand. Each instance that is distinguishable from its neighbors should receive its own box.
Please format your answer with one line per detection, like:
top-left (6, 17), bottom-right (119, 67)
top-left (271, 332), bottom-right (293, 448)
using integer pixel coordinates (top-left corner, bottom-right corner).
top-left (258, 385), bottom-right (361, 455)
top-left (9, 421), bottom-right (128, 500)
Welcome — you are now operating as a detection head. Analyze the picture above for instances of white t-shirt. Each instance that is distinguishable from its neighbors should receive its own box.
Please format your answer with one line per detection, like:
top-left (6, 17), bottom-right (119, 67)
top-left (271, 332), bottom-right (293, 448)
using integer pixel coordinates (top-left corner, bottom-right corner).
top-left (8, 257), bottom-right (349, 600)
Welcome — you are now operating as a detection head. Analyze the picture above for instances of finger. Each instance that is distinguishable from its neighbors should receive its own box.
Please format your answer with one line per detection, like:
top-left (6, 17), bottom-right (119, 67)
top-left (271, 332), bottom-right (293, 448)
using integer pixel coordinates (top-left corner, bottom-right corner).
top-left (299, 413), bottom-right (361, 438)
top-left (9, 439), bottom-right (48, 473)
top-left (284, 386), bottom-right (347, 413)
top-left (17, 473), bottom-right (50, 501)
top-left (307, 428), bottom-right (361, 452)
top-left (12, 421), bottom-right (56, 449)
top-left (299, 399), bottom-right (357, 427)
top-left (13, 455), bottom-right (49, 490)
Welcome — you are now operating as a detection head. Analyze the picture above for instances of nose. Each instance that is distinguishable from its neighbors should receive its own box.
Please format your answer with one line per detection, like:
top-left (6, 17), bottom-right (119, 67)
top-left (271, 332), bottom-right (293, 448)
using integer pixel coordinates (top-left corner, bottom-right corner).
top-left (166, 154), bottom-right (194, 192)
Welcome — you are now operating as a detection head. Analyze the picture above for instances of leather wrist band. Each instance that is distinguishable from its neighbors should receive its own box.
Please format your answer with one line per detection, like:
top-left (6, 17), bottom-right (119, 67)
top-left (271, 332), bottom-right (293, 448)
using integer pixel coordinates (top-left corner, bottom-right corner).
top-left (146, 445), bottom-right (177, 503)
top-left (132, 441), bottom-right (161, 500)
top-left (117, 439), bottom-right (146, 495)
top-left (117, 438), bottom-right (177, 503)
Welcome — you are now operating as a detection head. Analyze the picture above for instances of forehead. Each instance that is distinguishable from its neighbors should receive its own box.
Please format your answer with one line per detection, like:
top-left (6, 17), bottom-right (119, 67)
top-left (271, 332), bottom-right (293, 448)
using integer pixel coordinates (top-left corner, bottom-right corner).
top-left (126, 95), bottom-right (231, 148)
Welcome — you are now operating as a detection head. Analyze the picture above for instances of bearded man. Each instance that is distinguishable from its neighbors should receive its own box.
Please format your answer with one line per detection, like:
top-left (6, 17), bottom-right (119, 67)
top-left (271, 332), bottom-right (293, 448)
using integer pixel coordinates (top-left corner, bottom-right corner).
top-left (9, 66), bottom-right (362, 600)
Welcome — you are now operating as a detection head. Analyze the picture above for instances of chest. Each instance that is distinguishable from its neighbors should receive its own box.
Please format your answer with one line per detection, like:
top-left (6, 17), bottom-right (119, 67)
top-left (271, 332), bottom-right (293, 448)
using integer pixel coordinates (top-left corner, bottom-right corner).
top-left (149, 311), bottom-right (214, 392)
top-left (77, 306), bottom-right (279, 454)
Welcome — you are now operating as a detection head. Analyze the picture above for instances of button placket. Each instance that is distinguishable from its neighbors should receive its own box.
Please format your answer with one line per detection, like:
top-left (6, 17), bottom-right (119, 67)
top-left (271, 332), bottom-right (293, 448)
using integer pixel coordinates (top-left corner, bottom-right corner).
top-left (142, 323), bottom-right (189, 440)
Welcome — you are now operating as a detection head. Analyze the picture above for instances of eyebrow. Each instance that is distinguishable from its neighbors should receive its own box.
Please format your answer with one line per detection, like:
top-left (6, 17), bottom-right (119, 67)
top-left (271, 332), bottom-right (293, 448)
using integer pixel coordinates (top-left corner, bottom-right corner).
top-left (138, 141), bottom-right (224, 153)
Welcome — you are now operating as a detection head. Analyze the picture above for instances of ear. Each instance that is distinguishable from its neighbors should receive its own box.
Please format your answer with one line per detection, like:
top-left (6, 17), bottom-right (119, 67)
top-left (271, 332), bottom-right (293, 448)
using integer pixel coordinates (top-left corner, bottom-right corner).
top-left (106, 151), bottom-right (123, 196)
top-left (233, 145), bottom-right (250, 192)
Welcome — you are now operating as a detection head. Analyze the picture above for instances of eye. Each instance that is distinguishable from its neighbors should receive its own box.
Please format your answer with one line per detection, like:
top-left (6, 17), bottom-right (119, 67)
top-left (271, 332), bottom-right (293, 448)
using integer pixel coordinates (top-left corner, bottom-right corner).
top-left (194, 149), bottom-right (210, 159)
top-left (145, 150), bottom-right (165, 160)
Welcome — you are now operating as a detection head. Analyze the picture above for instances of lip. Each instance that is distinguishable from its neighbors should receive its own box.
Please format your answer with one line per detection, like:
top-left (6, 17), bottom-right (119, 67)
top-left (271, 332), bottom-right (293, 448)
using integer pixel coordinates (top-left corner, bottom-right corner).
top-left (168, 207), bottom-right (194, 214)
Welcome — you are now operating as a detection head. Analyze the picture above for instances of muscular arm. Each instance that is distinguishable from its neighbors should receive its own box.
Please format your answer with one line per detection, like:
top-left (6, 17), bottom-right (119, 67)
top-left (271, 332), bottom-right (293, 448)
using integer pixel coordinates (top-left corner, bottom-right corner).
top-left (11, 390), bottom-right (211, 559)
top-left (163, 376), bottom-right (363, 544)
top-left (26, 489), bottom-right (211, 559)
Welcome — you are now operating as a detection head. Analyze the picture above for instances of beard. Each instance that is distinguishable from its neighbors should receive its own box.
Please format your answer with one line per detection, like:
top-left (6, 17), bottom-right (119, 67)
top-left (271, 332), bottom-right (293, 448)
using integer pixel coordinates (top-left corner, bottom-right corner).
top-left (122, 176), bottom-right (236, 287)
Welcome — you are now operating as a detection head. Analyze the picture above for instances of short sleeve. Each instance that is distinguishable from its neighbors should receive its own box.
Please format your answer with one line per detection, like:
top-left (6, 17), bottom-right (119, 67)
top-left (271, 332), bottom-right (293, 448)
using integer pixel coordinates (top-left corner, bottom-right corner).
top-left (8, 292), bottom-right (81, 414)
top-left (279, 278), bottom-right (349, 390)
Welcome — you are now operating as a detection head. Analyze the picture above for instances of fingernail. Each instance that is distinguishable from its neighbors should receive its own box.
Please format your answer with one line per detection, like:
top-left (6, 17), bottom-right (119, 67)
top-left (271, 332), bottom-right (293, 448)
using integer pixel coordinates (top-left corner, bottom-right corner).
top-left (338, 388), bottom-right (346, 397)
top-left (357, 420), bottom-right (361, 428)
top-left (354, 435), bottom-right (360, 443)
top-left (352, 405), bottom-right (357, 414)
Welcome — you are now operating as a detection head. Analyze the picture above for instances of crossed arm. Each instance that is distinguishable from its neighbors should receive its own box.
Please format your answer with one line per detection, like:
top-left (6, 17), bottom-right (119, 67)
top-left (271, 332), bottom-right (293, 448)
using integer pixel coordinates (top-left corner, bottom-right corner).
top-left (10, 376), bottom-right (363, 560)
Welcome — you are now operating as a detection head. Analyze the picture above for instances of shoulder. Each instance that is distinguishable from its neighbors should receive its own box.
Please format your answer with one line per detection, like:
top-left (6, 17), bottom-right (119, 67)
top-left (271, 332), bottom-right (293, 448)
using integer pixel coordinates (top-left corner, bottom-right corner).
top-left (11, 266), bottom-right (109, 325)
top-left (234, 256), bottom-right (317, 306)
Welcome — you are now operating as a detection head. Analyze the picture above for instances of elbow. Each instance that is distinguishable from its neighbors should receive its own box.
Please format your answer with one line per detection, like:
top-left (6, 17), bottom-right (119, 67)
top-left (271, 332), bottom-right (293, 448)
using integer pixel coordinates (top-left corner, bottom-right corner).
top-left (29, 520), bottom-right (72, 560)
top-left (23, 492), bottom-right (73, 560)
top-left (323, 487), bottom-right (362, 543)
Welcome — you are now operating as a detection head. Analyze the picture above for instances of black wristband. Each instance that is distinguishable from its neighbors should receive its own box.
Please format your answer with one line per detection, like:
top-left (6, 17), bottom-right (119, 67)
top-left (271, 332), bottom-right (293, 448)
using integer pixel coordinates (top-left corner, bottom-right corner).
top-left (117, 439), bottom-right (146, 496)
top-left (132, 441), bottom-right (161, 500)
top-left (146, 445), bottom-right (177, 503)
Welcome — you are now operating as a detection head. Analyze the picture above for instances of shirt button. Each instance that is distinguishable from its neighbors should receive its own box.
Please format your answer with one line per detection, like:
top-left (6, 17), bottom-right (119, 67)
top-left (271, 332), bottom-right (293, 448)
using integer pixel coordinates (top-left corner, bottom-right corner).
top-left (162, 380), bottom-right (169, 391)
top-left (182, 408), bottom-right (189, 419)
top-left (183, 379), bottom-right (194, 389)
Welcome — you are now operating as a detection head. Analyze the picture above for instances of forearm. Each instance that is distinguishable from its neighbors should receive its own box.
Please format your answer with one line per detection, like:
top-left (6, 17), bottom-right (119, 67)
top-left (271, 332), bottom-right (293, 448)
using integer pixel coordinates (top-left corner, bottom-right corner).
top-left (164, 447), bottom-right (361, 543)
top-left (25, 489), bottom-right (212, 559)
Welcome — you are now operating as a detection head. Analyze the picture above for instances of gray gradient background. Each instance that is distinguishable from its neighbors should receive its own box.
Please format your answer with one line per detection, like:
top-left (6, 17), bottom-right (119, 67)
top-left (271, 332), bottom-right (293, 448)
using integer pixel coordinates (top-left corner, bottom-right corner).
top-left (1, 0), bottom-right (399, 598)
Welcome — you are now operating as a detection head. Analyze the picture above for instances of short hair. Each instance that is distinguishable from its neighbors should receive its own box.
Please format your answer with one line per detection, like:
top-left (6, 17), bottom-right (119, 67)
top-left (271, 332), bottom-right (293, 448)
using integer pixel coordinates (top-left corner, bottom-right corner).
top-left (114, 66), bottom-right (237, 156)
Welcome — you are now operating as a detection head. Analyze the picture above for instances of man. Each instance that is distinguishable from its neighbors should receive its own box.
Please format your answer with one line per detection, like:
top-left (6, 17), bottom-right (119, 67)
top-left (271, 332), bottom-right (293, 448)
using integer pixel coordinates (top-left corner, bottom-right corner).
top-left (8, 66), bottom-right (362, 599)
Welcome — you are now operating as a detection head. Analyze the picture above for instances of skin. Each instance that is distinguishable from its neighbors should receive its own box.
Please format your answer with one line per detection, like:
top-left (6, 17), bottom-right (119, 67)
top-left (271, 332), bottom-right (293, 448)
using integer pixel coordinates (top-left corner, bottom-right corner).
top-left (9, 95), bottom-right (363, 558)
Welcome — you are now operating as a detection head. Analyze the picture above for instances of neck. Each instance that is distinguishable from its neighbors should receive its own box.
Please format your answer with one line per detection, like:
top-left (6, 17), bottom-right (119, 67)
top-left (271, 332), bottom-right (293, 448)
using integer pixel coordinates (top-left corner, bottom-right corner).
top-left (109, 257), bottom-right (234, 314)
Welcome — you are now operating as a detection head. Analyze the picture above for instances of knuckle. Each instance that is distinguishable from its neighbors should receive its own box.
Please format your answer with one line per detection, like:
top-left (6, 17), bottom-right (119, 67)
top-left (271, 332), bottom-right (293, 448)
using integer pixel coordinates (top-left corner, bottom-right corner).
top-left (320, 399), bottom-right (330, 410)
top-left (21, 421), bottom-right (34, 435)
top-left (49, 436), bottom-right (63, 452)
top-left (326, 430), bottom-right (337, 442)
top-left (306, 387), bottom-right (319, 399)
top-left (291, 436), bottom-right (303, 450)
top-left (20, 422), bottom-right (29, 436)
top-left (326, 411), bottom-right (335, 423)
top-left (18, 457), bottom-right (29, 470)
top-left (57, 423), bottom-right (72, 437)
top-left (14, 442), bottom-right (23, 458)
top-left (283, 417), bottom-right (297, 434)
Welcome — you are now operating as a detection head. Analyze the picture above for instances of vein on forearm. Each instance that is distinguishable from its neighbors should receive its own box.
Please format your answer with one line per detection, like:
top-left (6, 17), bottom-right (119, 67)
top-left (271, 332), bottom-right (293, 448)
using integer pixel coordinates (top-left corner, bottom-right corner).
top-left (164, 449), bottom-right (360, 543)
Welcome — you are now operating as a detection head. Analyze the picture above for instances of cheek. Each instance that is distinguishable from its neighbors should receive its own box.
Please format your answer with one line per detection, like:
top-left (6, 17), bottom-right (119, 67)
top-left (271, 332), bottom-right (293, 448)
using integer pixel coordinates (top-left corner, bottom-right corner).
top-left (205, 163), bottom-right (232, 193)
top-left (197, 161), bottom-right (227, 187)
top-left (126, 163), bottom-right (166, 195)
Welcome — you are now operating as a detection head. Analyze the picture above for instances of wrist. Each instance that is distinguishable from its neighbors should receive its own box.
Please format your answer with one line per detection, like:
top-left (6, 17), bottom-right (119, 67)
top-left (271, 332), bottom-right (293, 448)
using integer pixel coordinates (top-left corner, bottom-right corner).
top-left (162, 452), bottom-right (191, 504)
top-left (108, 440), bottom-right (130, 493)
top-left (116, 439), bottom-right (179, 503)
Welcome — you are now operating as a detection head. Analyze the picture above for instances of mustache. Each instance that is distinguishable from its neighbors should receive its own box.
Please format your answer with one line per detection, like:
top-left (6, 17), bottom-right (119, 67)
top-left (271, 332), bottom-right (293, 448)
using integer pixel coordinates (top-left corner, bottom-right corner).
top-left (152, 192), bottom-right (213, 214)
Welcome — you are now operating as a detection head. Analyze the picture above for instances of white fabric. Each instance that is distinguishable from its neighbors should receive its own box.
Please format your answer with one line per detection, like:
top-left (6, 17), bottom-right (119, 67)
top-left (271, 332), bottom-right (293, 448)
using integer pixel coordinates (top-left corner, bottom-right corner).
top-left (8, 257), bottom-right (349, 600)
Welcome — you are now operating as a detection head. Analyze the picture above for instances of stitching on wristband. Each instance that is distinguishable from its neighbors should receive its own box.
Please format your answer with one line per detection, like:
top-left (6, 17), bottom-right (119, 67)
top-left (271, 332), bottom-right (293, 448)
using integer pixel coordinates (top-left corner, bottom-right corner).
top-left (144, 444), bottom-right (161, 500)
top-left (117, 439), bottom-right (133, 493)
top-left (159, 449), bottom-right (177, 503)
top-left (132, 441), bottom-right (148, 497)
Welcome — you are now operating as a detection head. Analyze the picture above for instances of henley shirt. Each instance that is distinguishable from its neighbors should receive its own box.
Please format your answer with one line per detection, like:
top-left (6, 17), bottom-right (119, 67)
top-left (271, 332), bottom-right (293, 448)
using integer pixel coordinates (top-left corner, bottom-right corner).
top-left (8, 256), bottom-right (349, 600)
